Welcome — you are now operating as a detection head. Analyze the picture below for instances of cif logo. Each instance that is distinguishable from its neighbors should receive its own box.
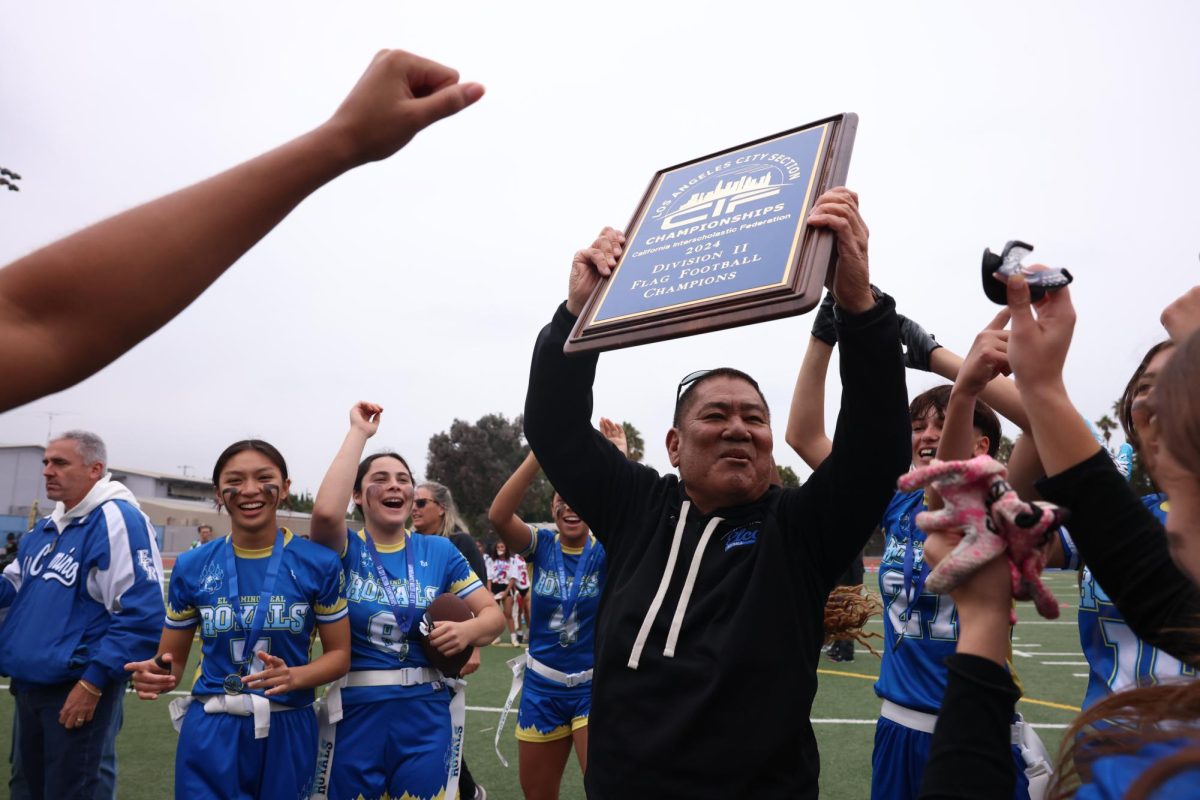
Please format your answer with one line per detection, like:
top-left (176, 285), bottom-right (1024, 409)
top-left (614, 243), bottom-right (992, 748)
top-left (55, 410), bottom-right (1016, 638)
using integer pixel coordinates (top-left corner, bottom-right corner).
top-left (659, 172), bottom-right (781, 231)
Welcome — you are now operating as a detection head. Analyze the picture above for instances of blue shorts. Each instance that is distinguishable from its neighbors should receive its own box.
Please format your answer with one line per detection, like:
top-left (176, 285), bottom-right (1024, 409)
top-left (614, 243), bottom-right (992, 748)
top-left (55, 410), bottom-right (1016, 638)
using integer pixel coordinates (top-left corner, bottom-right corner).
top-left (328, 686), bottom-right (454, 800)
top-left (176, 700), bottom-right (316, 800)
top-left (871, 715), bottom-right (1031, 800)
top-left (515, 673), bottom-right (590, 743)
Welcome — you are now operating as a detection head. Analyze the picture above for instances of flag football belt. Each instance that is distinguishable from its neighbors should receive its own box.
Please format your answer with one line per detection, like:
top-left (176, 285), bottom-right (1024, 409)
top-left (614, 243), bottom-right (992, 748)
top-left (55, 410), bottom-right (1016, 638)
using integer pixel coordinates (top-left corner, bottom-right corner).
top-left (168, 693), bottom-right (300, 740)
top-left (528, 654), bottom-right (593, 687)
top-left (322, 667), bottom-right (443, 725)
top-left (493, 653), bottom-right (593, 767)
top-left (880, 699), bottom-right (1053, 800)
top-left (310, 669), bottom-right (465, 800)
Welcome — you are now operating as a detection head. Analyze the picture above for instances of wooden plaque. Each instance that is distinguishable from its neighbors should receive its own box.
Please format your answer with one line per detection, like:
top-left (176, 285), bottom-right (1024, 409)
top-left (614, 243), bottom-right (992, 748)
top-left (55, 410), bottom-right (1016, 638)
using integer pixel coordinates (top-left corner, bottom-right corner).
top-left (565, 113), bottom-right (857, 354)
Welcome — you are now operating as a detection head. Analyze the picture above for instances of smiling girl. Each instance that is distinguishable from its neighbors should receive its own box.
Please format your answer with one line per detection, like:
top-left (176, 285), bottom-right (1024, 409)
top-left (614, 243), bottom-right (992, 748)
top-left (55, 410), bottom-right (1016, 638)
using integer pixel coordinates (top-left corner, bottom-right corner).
top-left (485, 418), bottom-right (620, 800)
top-left (126, 440), bottom-right (350, 800)
top-left (308, 403), bottom-right (503, 800)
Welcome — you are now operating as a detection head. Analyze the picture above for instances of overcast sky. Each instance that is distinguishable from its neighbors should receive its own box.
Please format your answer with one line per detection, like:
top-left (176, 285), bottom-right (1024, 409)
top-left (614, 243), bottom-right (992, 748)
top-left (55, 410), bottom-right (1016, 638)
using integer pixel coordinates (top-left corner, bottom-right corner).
top-left (3, 1), bottom-right (1198, 499)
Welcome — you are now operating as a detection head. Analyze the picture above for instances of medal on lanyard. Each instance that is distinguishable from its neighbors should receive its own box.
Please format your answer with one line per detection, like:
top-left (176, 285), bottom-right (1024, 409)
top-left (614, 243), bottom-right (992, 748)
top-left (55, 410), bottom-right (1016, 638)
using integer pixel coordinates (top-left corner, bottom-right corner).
top-left (363, 530), bottom-right (420, 661)
top-left (223, 529), bottom-right (286, 695)
top-left (897, 530), bottom-right (929, 649)
top-left (551, 535), bottom-right (594, 648)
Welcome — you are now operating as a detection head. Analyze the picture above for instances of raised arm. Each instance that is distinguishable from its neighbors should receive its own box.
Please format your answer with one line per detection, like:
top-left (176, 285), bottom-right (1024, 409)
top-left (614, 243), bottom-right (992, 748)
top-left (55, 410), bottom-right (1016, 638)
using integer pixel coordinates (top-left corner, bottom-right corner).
top-left (930, 347), bottom-right (1029, 432)
top-left (311, 402), bottom-right (382, 550)
top-left (784, 309), bottom-right (835, 470)
top-left (790, 189), bottom-right (911, 581)
top-left (1009, 276), bottom-right (1200, 657)
top-left (487, 452), bottom-right (540, 555)
top-left (524, 228), bottom-right (661, 548)
top-left (918, 519), bottom-right (1020, 800)
top-left (0, 49), bottom-right (483, 413)
top-left (937, 311), bottom-right (1012, 462)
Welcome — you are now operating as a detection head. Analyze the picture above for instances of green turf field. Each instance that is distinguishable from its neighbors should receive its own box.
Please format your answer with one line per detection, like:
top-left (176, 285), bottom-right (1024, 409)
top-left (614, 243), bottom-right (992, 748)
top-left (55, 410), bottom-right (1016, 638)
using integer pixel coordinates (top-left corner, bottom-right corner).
top-left (0, 571), bottom-right (1088, 799)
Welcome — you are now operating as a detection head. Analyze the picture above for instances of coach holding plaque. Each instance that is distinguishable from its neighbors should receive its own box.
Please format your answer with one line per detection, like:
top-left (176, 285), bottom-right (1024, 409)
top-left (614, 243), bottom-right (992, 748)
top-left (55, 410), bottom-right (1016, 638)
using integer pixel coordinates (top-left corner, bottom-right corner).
top-left (525, 181), bottom-right (910, 797)
top-left (566, 114), bottom-right (856, 353)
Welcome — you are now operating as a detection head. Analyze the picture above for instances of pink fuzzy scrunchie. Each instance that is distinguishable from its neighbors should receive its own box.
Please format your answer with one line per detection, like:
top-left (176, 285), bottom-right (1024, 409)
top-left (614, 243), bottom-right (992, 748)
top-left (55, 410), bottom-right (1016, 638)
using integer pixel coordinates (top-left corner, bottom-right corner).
top-left (897, 454), bottom-right (1066, 621)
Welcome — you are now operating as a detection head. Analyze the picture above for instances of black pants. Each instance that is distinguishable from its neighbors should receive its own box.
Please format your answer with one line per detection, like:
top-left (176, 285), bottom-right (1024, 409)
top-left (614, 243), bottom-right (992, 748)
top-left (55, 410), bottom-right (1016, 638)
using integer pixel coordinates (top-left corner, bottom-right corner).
top-left (460, 755), bottom-right (477, 798)
top-left (14, 681), bottom-right (120, 800)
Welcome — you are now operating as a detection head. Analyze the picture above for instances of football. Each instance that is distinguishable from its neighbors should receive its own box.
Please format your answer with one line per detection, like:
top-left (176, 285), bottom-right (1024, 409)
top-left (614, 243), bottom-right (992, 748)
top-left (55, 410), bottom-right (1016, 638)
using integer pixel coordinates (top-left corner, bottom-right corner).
top-left (416, 592), bottom-right (476, 677)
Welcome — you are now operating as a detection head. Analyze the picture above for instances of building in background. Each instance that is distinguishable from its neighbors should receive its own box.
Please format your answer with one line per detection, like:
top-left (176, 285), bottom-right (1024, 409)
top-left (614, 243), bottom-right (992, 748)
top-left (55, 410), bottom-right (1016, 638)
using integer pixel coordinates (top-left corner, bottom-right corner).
top-left (0, 445), bottom-right (349, 554)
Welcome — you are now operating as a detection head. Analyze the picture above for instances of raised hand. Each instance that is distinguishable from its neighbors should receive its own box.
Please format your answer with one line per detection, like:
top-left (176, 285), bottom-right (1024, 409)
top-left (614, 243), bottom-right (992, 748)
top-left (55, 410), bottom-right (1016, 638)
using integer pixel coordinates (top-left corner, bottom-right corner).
top-left (567, 227), bottom-right (625, 316)
top-left (956, 309), bottom-right (1012, 397)
top-left (350, 401), bottom-right (384, 437)
top-left (1006, 271), bottom-right (1076, 396)
top-left (599, 417), bottom-right (629, 457)
top-left (807, 188), bottom-right (873, 314)
top-left (325, 49), bottom-right (485, 167)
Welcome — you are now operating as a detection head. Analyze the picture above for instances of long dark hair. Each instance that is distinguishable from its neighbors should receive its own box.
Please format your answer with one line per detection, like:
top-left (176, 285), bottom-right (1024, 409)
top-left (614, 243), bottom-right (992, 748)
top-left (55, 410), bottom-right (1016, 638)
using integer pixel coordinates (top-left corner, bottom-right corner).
top-left (353, 452), bottom-right (413, 517)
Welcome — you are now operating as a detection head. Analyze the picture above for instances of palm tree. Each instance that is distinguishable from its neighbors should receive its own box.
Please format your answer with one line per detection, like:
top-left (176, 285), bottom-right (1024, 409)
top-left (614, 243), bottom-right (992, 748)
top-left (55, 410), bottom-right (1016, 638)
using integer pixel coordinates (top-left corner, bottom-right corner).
top-left (1094, 414), bottom-right (1117, 446)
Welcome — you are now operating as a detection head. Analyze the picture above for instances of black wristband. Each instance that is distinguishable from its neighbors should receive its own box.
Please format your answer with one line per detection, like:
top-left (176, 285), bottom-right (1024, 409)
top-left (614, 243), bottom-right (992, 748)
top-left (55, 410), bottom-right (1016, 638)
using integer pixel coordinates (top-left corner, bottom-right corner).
top-left (811, 292), bottom-right (838, 345)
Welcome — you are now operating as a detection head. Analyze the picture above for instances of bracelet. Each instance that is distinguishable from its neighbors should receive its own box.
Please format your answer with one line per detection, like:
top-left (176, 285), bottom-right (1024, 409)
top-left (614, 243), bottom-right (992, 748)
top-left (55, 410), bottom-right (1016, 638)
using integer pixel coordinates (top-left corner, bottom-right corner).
top-left (77, 679), bottom-right (103, 697)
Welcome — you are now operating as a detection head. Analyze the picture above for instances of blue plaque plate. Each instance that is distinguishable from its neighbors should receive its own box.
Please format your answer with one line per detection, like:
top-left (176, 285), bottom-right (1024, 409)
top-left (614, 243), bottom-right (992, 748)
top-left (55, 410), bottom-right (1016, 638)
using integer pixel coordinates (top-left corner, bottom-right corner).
top-left (566, 114), bottom-right (856, 354)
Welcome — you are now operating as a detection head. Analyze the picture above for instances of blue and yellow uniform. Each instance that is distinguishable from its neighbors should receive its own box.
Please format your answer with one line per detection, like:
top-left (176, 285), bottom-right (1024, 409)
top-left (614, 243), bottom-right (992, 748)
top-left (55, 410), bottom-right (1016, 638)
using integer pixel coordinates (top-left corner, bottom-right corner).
top-left (1066, 495), bottom-right (1196, 710)
top-left (164, 529), bottom-right (347, 800)
top-left (516, 526), bottom-right (606, 742)
top-left (873, 490), bottom-right (1032, 800)
top-left (324, 529), bottom-right (481, 800)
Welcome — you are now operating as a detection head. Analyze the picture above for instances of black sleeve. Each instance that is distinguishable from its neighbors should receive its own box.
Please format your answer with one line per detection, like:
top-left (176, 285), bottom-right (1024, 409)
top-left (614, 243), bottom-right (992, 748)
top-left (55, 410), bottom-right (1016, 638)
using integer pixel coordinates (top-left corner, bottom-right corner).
top-left (523, 303), bottom-right (663, 555)
top-left (1036, 449), bottom-right (1200, 661)
top-left (918, 654), bottom-right (1020, 800)
top-left (781, 294), bottom-right (911, 588)
top-left (449, 532), bottom-right (488, 587)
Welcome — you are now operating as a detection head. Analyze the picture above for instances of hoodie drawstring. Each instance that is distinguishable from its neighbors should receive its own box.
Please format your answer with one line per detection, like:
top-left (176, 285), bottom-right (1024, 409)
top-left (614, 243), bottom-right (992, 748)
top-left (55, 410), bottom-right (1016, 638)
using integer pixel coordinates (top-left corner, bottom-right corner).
top-left (664, 516), bottom-right (721, 658)
top-left (627, 501), bottom-right (724, 668)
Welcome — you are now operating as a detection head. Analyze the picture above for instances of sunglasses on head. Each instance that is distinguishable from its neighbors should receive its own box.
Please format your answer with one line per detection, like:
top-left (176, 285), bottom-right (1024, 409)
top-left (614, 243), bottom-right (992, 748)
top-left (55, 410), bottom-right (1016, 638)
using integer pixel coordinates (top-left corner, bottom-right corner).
top-left (676, 369), bottom-right (713, 403)
top-left (413, 498), bottom-right (441, 509)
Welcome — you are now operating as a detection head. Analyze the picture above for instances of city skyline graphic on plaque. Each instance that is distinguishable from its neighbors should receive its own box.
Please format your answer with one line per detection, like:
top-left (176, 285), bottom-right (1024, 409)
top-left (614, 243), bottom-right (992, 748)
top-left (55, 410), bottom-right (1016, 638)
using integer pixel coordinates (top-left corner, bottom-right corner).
top-left (588, 123), bottom-right (831, 326)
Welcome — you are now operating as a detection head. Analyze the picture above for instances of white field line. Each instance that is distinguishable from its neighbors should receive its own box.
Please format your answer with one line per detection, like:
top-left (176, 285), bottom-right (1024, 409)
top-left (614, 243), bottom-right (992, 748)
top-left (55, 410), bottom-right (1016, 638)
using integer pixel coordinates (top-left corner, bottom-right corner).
top-left (1073, 673), bottom-right (1089, 678)
top-left (1041, 661), bottom-right (1088, 666)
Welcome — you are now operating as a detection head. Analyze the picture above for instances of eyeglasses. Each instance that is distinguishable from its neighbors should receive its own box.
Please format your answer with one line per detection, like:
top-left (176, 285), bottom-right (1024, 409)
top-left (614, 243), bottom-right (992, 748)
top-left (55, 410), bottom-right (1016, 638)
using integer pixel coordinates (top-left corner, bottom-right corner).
top-left (676, 369), bottom-right (714, 403)
top-left (413, 498), bottom-right (442, 509)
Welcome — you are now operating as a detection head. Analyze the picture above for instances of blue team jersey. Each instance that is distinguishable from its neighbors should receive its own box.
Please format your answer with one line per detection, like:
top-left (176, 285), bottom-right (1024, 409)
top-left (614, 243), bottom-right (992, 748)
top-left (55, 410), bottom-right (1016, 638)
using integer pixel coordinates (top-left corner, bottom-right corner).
top-left (874, 490), bottom-right (962, 712)
top-left (521, 526), bottom-right (606, 684)
top-left (165, 530), bottom-right (347, 708)
top-left (339, 529), bottom-right (481, 704)
top-left (1074, 495), bottom-right (1196, 709)
top-left (1076, 740), bottom-right (1200, 799)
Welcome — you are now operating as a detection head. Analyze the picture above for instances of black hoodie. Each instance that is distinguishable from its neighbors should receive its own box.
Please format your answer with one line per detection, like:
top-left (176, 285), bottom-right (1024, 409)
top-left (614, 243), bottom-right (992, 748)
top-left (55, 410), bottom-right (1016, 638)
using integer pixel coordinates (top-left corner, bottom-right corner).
top-left (525, 297), bottom-right (909, 798)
